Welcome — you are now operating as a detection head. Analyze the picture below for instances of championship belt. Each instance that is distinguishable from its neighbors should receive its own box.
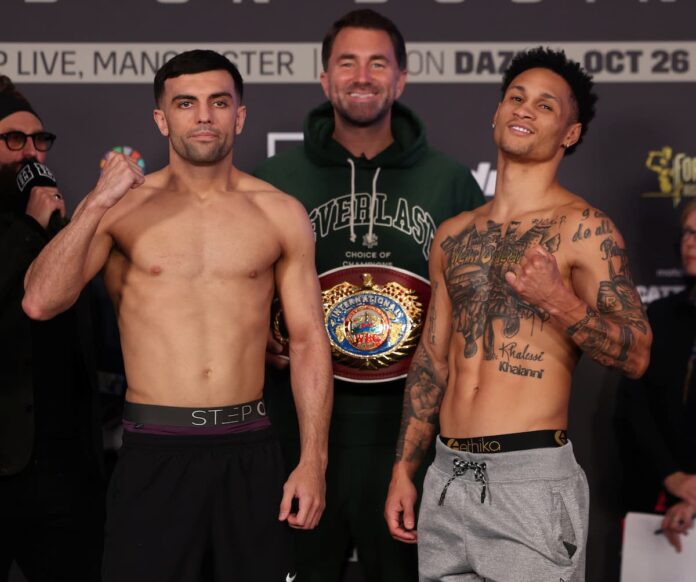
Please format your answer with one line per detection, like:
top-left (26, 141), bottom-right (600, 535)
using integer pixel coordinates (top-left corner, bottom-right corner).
top-left (272, 265), bottom-right (430, 383)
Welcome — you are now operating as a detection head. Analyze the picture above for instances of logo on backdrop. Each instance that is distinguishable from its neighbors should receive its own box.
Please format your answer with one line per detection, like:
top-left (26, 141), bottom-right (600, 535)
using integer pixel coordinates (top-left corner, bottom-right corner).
top-left (637, 266), bottom-right (685, 305)
top-left (471, 161), bottom-right (497, 197)
top-left (100, 146), bottom-right (146, 172)
top-left (642, 146), bottom-right (696, 207)
top-left (637, 283), bottom-right (684, 304)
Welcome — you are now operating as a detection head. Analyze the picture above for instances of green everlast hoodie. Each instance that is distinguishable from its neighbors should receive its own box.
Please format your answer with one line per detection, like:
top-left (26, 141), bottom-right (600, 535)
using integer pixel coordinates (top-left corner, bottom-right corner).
top-left (255, 101), bottom-right (484, 445)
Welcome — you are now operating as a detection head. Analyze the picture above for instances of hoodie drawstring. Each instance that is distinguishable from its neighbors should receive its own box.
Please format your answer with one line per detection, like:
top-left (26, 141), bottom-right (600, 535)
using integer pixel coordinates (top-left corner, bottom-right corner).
top-left (347, 158), bottom-right (357, 243)
top-left (365, 167), bottom-right (381, 247)
top-left (347, 158), bottom-right (381, 246)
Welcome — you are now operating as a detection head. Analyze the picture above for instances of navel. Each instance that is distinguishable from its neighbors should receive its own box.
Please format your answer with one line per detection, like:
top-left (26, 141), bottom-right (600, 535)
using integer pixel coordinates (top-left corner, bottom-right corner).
top-left (202, 368), bottom-right (213, 379)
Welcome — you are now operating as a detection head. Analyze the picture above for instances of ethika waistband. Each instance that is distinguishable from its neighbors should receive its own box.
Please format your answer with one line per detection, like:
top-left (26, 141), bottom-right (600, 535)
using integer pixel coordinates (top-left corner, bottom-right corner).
top-left (123, 399), bottom-right (268, 435)
top-left (440, 429), bottom-right (567, 454)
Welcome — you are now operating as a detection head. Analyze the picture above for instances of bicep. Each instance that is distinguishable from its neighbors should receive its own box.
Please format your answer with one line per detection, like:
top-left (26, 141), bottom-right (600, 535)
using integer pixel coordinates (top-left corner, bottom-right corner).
top-left (570, 222), bottom-right (647, 330)
top-left (274, 205), bottom-right (324, 343)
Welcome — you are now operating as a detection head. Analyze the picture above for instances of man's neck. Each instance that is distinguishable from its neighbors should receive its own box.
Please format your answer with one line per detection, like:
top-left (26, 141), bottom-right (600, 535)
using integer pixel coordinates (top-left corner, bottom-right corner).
top-left (167, 152), bottom-right (239, 197)
top-left (332, 113), bottom-right (394, 160)
top-left (490, 152), bottom-right (565, 218)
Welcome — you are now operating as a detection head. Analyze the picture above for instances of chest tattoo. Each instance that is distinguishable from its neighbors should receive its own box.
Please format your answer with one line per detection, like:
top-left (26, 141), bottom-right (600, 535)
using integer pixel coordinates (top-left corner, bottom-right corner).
top-left (441, 220), bottom-right (561, 360)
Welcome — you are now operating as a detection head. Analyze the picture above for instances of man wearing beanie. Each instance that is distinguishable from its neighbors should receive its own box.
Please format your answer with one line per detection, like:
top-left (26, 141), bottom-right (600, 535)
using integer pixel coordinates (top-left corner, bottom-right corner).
top-left (0, 76), bottom-right (104, 581)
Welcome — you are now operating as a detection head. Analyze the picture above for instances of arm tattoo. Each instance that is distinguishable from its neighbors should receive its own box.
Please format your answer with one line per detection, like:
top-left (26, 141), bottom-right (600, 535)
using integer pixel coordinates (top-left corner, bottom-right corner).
top-left (428, 282), bottom-right (438, 345)
top-left (395, 344), bottom-right (445, 464)
top-left (566, 236), bottom-right (648, 375)
top-left (566, 306), bottom-right (630, 369)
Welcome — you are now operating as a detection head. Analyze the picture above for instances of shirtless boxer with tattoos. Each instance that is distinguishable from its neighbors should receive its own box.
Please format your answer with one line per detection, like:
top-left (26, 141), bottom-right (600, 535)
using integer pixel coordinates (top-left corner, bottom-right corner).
top-left (23, 50), bottom-right (332, 582)
top-left (384, 47), bottom-right (652, 582)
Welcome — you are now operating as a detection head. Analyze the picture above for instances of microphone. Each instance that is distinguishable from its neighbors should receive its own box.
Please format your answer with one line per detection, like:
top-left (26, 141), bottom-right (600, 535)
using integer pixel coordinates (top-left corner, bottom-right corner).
top-left (15, 158), bottom-right (67, 234)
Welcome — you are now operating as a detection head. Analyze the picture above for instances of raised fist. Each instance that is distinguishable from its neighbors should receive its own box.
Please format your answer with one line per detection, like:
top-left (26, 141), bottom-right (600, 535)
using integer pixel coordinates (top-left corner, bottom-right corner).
top-left (91, 151), bottom-right (145, 209)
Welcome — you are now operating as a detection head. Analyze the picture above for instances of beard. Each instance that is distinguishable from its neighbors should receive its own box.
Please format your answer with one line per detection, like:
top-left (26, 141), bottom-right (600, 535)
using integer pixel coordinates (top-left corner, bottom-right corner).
top-left (170, 127), bottom-right (233, 165)
top-left (331, 83), bottom-right (393, 128)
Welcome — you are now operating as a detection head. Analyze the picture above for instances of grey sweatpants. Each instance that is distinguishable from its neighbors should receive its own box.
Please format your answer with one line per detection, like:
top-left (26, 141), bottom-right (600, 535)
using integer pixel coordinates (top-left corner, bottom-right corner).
top-left (418, 437), bottom-right (589, 582)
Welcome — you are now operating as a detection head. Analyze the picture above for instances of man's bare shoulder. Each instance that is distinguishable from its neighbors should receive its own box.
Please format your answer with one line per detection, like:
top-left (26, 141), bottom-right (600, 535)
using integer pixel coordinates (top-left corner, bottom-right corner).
top-left (234, 172), bottom-right (310, 236)
top-left (245, 184), bottom-right (306, 215)
top-left (554, 195), bottom-right (631, 282)
top-left (141, 167), bottom-right (170, 190)
top-left (436, 201), bottom-right (492, 240)
top-left (556, 194), bottom-right (623, 246)
top-left (234, 169), bottom-right (306, 211)
top-left (556, 192), bottom-right (599, 219)
top-left (234, 169), bottom-right (282, 194)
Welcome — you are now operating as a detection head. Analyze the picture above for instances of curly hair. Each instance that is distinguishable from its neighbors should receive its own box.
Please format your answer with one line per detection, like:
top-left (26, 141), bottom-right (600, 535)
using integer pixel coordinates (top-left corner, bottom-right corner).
top-left (501, 47), bottom-right (597, 156)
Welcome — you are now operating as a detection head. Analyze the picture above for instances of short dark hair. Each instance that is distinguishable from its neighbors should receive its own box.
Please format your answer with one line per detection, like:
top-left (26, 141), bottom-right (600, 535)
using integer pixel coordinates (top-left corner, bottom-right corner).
top-left (154, 49), bottom-right (244, 105)
top-left (321, 9), bottom-right (407, 71)
top-left (501, 47), bottom-right (597, 156)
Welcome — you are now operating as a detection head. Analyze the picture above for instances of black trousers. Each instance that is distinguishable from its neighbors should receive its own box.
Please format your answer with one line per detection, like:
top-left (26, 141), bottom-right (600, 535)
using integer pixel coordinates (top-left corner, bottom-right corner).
top-left (0, 459), bottom-right (105, 582)
top-left (102, 427), bottom-right (295, 582)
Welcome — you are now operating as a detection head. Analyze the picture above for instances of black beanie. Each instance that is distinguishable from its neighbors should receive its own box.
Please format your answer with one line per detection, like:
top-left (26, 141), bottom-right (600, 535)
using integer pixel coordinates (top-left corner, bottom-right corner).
top-left (0, 92), bottom-right (39, 123)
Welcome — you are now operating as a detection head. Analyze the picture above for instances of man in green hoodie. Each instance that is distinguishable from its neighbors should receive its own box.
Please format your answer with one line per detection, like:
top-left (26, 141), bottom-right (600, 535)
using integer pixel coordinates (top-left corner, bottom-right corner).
top-left (254, 9), bottom-right (484, 581)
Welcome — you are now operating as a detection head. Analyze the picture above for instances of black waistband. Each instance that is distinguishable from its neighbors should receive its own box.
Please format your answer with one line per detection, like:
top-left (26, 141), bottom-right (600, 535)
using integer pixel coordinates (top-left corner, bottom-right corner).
top-left (440, 429), bottom-right (567, 454)
top-left (123, 399), bottom-right (267, 428)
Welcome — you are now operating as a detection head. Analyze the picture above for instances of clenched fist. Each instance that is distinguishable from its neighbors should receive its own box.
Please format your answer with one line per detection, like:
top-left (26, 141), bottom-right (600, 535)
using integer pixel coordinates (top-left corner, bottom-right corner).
top-left (90, 151), bottom-right (145, 209)
top-left (504, 245), bottom-right (564, 307)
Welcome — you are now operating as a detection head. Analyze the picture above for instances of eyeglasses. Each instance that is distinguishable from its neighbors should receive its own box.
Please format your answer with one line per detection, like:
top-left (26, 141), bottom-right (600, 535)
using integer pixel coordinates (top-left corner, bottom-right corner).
top-left (681, 227), bottom-right (696, 241)
top-left (0, 131), bottom-right (56, 152)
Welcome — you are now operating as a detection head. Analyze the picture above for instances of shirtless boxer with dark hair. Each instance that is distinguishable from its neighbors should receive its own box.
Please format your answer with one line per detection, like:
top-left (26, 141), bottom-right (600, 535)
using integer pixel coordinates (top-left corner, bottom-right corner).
top-left (23, 49), bottom-right (332, 582)
top-left (385, 47), bottom-right (652, 581)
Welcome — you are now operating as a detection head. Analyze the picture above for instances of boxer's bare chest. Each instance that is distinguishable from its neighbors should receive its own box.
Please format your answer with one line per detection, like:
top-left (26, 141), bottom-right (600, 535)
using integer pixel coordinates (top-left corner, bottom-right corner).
top-left (441, 215), bottom-right (569, 361)
top-left (107, 192), bottom-right (280, 283)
